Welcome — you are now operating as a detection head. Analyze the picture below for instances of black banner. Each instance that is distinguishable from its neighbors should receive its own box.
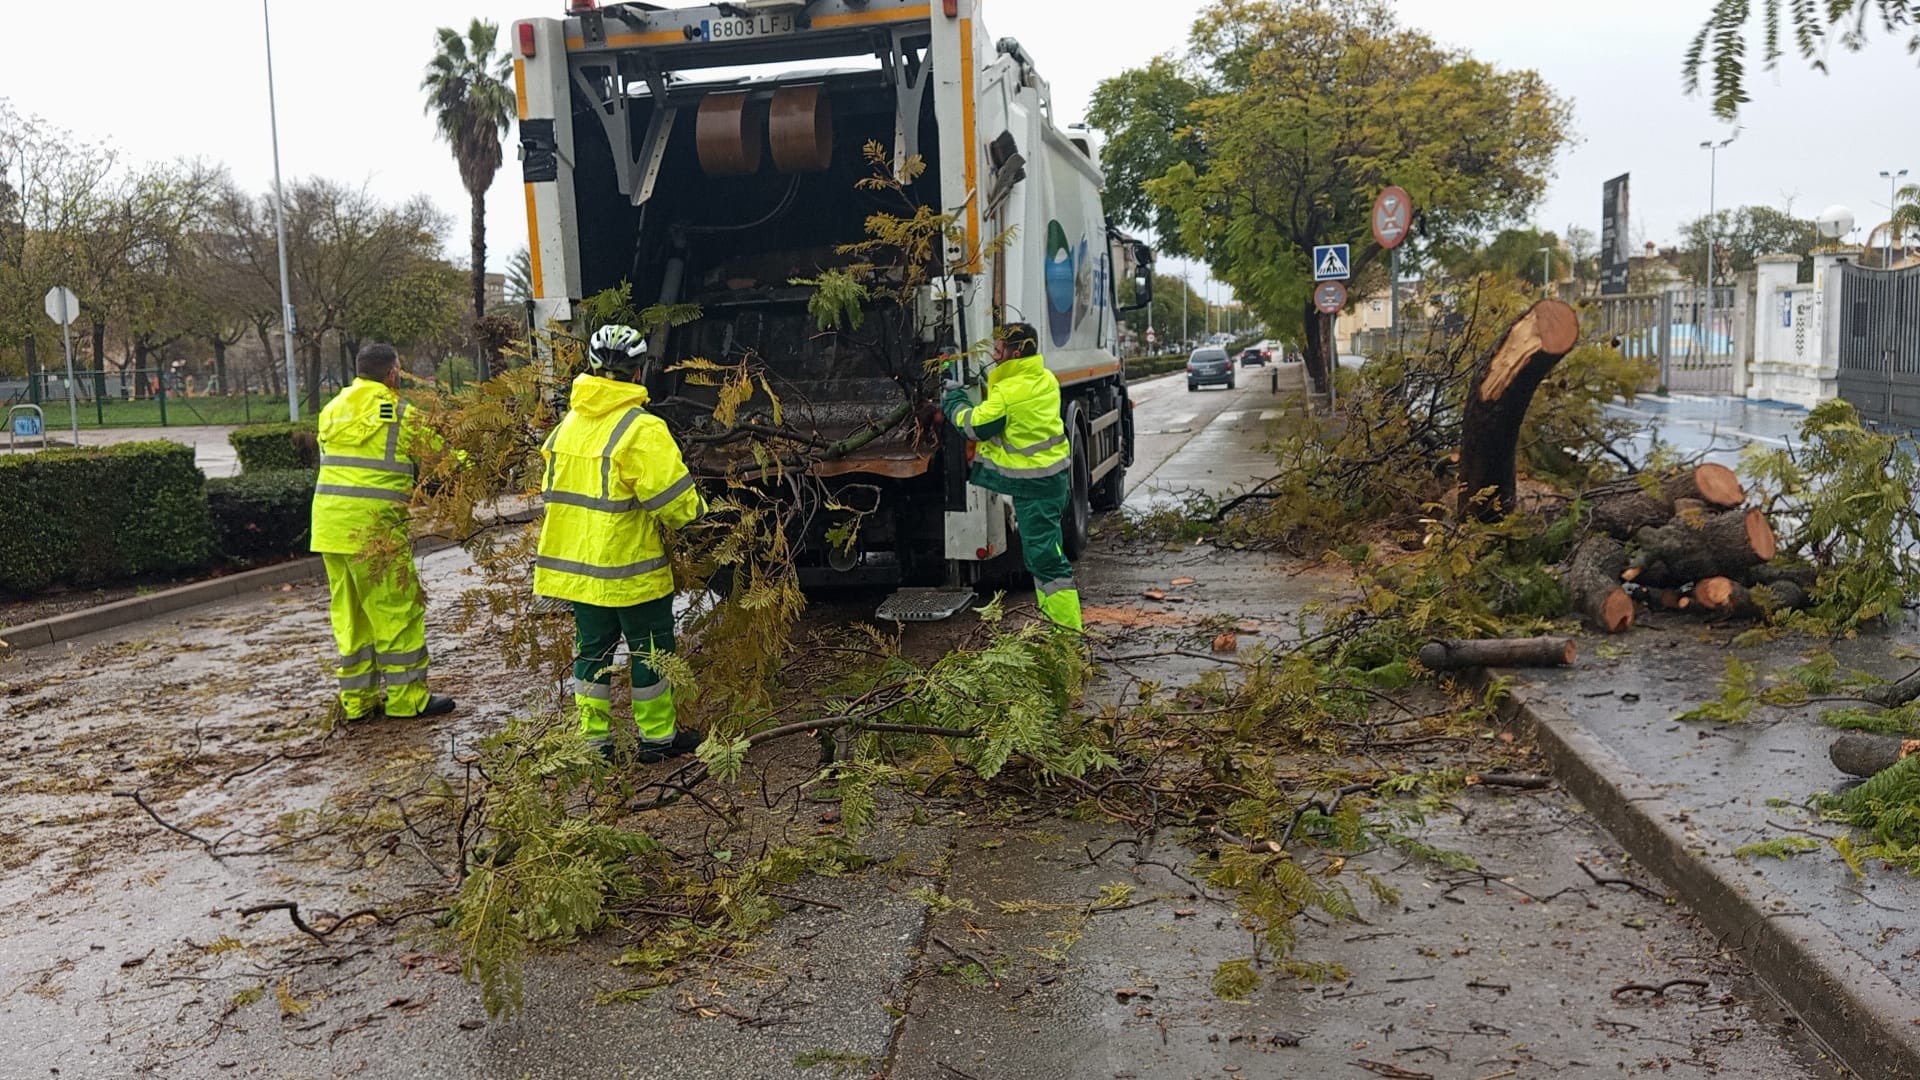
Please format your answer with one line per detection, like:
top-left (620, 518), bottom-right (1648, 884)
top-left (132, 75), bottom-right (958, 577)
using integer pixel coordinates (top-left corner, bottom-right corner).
top-left (1601, 173), bottom-right (1631, 295)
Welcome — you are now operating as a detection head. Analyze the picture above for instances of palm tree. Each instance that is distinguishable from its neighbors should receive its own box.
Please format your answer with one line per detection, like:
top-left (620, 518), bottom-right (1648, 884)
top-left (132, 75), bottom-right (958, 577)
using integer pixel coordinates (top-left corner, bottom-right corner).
top-left (423, 18), bottom-right (515, 379)
top-left (1687, 1), bottom-right (1916, 118)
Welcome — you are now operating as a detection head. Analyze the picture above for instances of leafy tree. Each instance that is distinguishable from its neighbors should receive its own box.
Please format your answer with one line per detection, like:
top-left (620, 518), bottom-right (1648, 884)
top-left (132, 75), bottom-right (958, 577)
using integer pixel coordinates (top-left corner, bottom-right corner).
top-left (1120, 272), bottom-right (1209, 349)
top-left (1436, 228), bottom-right (1568, 288)
top-left (1687, 1), bottom-right (1917, 118)
top-left (423, 19), bottom-right (515, 380)
top-left (1086, 57), bottom-right (1207, 254)
top-left (504, 246), bottom-right (533, 306)
top-left (1676, 205), bottom-right (1818, 284)
top-left (1095, 0), bottom-right (1569, 393)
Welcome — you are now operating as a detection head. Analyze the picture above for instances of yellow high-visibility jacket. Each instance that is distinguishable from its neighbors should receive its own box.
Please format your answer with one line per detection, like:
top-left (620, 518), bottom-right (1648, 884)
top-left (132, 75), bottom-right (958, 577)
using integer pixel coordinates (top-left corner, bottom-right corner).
top-left (534, 373), bottom-right (705, 607)
top-left (948, 353), bottom-right (1071, 499)
top-left (311, 378), bottom-right (435, 555)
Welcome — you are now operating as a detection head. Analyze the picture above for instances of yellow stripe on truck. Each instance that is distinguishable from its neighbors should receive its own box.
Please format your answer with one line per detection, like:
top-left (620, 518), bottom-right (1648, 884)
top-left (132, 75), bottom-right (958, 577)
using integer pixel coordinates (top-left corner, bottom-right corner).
top-left (524, 184), bottom-right (545, 299)
top-left (959, 14), bottom-right (979, 273)
top-left (513, 58), bottom-right (528, 121)
top-left (815, 4), bottom-right (931, 28)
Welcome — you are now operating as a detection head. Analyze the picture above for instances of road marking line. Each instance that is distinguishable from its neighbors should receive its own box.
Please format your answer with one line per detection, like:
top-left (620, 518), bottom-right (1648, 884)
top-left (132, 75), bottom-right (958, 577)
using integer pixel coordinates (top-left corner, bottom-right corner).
top-left (1259, 409), bottom-right (1282, 421)
top-left (1216, 411), bottom-right (1246, 423)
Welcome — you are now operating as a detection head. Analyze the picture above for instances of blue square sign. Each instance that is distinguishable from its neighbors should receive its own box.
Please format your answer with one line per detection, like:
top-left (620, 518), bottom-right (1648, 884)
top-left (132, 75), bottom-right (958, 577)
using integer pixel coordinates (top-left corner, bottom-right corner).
top-left (12, 414), bottom-right (42, 438)
top-left (1313, 244), bottom-right (1351, 282)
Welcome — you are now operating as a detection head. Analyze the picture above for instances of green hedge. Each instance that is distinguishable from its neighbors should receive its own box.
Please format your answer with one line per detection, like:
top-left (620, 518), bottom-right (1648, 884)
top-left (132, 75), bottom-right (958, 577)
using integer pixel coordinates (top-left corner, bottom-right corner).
top-left (0, 441), bottom-right (212, 594)
top-left (207, 469), bottom-right (316, 565)
top-left (230, 421), bottom-right (319, 474)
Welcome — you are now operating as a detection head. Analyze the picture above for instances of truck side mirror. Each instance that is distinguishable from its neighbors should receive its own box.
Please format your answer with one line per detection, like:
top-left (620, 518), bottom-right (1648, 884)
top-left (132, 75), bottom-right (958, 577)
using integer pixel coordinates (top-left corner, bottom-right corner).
top-left (1117, 242), bottom-right (1155, 312)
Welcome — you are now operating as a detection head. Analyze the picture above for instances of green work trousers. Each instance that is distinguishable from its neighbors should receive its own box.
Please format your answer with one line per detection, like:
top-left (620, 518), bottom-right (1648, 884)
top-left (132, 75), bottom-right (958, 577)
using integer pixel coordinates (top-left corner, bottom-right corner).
top-left (572, 595), bottom-right (679, 745)
top-left (1012, 495), bottom-right (1083, 633)
top-left (323, 552), bottom-right (430, 719)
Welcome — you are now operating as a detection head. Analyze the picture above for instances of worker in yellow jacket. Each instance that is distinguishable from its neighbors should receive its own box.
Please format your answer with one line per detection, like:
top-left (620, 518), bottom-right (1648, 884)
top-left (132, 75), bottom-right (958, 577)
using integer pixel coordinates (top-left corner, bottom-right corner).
top-left (535, 325), bottom-right (707, 762)
top-left (311, 344), bottom-right (455, 722)
top-left (943, 322), bottom-right (1082, 632)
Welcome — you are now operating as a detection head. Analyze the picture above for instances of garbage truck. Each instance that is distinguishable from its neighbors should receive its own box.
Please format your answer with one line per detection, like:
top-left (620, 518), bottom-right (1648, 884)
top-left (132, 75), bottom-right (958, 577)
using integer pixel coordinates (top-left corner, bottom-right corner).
top-left (513, 0), bottom-right (1153, 618)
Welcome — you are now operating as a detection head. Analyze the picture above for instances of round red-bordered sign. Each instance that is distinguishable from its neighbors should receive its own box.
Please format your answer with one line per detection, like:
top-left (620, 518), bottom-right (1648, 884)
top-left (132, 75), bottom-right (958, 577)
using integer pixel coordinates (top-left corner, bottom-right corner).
top-left (1372, 186), bottom-right (1413, 250)
top-left (1313, 280), bottom-right (1348, 314)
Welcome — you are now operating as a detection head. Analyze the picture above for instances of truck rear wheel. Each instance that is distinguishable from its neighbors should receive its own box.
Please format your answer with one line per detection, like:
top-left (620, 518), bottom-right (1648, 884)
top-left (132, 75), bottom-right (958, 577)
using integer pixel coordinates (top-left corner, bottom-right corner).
top-left (1062, 404), bottom-right (1092, 562)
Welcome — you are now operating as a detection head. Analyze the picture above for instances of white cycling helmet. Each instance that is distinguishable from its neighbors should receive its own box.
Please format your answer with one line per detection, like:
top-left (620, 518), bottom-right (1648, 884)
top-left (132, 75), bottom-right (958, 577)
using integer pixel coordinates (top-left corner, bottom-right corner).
top-left (588, 324), bottom-right (647, 372)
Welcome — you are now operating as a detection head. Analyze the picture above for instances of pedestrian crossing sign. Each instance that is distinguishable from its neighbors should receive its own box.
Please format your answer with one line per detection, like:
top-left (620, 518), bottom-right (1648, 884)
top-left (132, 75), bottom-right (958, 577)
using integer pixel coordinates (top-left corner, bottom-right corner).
top-left (1313, 244), bottom-right (1351, 282)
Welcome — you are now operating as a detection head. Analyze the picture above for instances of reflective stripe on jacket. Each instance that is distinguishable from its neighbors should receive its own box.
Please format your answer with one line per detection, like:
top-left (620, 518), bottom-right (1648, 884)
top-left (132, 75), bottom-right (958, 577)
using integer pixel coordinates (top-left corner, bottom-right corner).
top-left (534, 373), bottom-right (706, 607)
top-left (949, 354), bottom-right (1071, 498)
top-left (311, 379), bottom-right (430, 554)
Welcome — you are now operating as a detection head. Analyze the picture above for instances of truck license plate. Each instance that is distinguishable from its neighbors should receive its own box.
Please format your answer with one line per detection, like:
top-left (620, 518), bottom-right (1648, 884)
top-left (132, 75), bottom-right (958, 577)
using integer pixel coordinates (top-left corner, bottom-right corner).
top-left (699, 14), bottom-right (796, 42)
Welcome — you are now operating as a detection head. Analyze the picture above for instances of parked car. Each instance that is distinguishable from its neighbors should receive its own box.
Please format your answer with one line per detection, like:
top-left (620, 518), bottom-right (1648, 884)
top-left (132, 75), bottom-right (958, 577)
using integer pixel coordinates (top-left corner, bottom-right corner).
top-left (1187, 347), bottom-right (1234, 391)
top-left (1238, 346), bottom-right (1270, 367)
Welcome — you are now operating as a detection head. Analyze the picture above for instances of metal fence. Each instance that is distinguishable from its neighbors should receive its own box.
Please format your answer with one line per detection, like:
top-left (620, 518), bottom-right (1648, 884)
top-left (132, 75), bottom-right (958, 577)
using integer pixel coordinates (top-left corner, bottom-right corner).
top-left (1, 370), bottom-right (300, 427)
top-left (1834, 262), bottom-right (1920, 428)
top-left (1583, 285), bottom-right (1746, 394)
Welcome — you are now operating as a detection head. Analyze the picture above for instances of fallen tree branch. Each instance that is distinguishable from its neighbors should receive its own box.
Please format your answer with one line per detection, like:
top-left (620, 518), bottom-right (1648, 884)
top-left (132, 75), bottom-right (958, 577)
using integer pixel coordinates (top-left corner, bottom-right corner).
top-left (114, 790), bottom-right (222, 859)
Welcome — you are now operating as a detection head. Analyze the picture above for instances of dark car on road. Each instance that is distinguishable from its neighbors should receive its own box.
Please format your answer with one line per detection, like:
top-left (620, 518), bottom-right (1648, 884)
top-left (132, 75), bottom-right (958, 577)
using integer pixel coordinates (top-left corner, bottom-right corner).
top-left (1187, 347), bottom-right (1234, 392)
top-left (1238, 346), bottom-right (1270, 367)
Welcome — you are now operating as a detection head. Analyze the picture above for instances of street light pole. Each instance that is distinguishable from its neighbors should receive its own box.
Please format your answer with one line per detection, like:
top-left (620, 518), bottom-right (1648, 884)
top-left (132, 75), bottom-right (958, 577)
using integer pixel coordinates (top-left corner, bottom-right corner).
top-left (1537, 246), bottom-right (1552, 293)
top-left (263, 0), bottom-right (300, 421)
top-left (1881, 168), bottom-right (1909, 268)
top-left (1699, 131), bottom-right (1738, 347)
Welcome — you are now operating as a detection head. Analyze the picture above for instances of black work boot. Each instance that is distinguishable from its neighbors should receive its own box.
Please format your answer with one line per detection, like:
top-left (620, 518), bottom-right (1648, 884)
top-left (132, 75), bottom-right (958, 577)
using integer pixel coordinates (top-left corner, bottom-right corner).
top-left (636, 728), bottom-right (705, 765)
top-left (418, 695), bottom-right (457, 717)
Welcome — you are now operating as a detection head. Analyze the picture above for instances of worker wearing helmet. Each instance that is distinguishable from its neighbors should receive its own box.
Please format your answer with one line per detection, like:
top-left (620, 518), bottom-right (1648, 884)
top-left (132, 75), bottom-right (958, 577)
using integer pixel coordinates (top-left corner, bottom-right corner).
top-left (942, 322), bottom-right (1082, 632)
top-left (311, 343), bottom-right (456, 722)
top-left (535, 325), bottom-right (708, 762)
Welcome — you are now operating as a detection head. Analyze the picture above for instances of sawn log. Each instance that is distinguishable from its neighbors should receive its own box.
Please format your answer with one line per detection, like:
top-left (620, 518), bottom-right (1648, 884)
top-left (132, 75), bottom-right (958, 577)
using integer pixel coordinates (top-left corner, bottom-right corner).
top-left (1418, 637), bottom-right (1577, 671)
top-left (1830, 731), bottom-right (1920, 778)
top-left (1566, 535), bottom-right (1634, 634)
top-left (1628, 508), bottom-right (1777, 587)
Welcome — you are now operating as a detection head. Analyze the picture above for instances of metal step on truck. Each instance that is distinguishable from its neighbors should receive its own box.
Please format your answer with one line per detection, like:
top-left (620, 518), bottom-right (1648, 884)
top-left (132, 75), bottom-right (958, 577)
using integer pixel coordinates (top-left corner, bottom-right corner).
top-left (513, 0), bottom-right (1153, 620)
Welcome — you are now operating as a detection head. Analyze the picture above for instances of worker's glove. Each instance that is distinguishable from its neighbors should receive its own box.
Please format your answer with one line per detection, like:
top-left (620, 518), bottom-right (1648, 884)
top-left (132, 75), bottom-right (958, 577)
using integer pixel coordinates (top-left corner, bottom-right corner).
top-left (941, 386), bottom-right (971, 417)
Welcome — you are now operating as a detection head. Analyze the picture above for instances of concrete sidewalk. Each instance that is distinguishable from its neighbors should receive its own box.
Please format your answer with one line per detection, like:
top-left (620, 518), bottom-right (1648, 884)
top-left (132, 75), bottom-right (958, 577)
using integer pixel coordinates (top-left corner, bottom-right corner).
top-left (1503, 614), bottom-right (1920, 1080)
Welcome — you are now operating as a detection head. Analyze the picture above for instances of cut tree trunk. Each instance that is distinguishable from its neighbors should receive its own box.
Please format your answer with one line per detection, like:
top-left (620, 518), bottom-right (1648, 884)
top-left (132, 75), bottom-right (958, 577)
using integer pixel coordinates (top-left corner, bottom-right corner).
top-left (1628, 508), bottom-right (1777, 586)
top-left (1589, 490), bottom-right (1673, 539)
top-left (1457, 299), bottom-right (1580, 520)
top-left (1663, 464), bottom-right (1744, 509)
top-left (1751, 563), bottom-right (1819, 590)
top-left (1695, 576), bottom-right (1809, 619)
top-left (1566, 535), bottom-right (1635, 633)
top-left (1625, 582), bottom-right (1691, 611)
top-left (1418, 637), bottom-right (1576, 671)
top-left (1830, 731), bottom-right (1920, 778)
top-left (1864, 668), bottom-right (1920, 709)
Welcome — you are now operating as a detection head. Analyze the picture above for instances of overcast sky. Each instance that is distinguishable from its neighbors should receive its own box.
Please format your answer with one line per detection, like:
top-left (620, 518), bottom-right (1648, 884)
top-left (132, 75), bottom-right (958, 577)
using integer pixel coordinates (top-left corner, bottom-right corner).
top-left (5, 0), bottom-right (1916, 289)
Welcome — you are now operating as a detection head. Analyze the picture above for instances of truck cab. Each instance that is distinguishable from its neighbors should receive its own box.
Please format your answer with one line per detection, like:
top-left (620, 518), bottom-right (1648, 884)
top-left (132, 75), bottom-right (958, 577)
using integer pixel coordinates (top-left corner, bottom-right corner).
top-left (514, 0), bottom-right (1150, 597)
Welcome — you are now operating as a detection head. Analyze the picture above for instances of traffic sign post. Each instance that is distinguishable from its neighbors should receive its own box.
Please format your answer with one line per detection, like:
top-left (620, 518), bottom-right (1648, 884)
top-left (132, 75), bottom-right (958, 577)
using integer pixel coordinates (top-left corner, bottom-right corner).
top-left (1372, 186), bottom-right (1414, 350)
top-left (43, 286), bottom-right (81, 445)
top-left (1313, 280), bottom-right (1348, 314)
top-left (1312, 244), bottom-right (1352, 282)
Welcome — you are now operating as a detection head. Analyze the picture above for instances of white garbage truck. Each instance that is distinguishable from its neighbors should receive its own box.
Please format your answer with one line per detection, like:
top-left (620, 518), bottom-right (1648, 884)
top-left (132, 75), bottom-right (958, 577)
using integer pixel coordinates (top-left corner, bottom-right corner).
top-left (512, 0), bottom-right (1153, 616)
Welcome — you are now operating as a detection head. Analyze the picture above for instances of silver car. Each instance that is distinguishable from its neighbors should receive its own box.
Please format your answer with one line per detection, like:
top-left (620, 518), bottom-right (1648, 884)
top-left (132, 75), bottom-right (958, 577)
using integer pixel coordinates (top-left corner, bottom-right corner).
top-left (1186, 347), bottom-right (1234, 391)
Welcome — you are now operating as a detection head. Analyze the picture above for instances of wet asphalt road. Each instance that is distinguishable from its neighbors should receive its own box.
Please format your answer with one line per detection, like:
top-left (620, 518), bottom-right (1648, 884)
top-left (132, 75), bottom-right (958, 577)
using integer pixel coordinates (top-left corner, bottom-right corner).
top-left (0, 372), bottom-right (1851, 1079)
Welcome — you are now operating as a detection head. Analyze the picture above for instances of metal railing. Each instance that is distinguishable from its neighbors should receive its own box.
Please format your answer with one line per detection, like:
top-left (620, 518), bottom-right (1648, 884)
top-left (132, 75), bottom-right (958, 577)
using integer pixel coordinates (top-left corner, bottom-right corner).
top-left (1, 370), bottom-right (304, 428)
top-left (1834, 262), bottom-right (1920, 427)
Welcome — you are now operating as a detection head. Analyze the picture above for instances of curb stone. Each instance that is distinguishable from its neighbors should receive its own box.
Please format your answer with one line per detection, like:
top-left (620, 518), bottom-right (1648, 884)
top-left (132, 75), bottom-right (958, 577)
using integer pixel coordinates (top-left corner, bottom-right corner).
top-left (0, 557), bottom-right (325, 652)
top-left (0, 509), bottom-right (542, 653)
top-left (1503, 685), bottom-right (1919, 1080)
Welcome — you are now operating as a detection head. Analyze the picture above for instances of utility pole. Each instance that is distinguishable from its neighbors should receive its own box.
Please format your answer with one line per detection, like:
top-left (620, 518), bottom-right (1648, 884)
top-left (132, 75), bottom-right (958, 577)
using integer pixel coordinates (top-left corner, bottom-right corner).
top-left (1699, 130), bottom-right (1738, 344)
top-left (1538, 246), bottom-right (1552, 293)
top-left (264, 0), bottom-right (300, 421)
top-left (1882, 168), bottom-right (1909, 267)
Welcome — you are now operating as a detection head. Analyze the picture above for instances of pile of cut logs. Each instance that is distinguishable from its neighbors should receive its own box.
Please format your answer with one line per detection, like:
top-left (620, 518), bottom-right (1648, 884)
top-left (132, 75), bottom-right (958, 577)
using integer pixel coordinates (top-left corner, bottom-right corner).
top-left (1564, 463), bottom-right (1808, 634)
